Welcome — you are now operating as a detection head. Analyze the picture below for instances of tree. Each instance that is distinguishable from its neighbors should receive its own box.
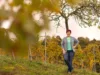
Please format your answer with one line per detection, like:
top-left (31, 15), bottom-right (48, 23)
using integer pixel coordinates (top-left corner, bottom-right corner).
top-left (0, 0), bottom-right (60, 58)
top-left (31, 36), bottom-right (63, 63)
top-left (50, 0), bottom-right (100, 30)
top-left (45, 36), bottom-right (63, 64)
top-left (78, 37), bottom-right (90, 48)
top-left (0, 0), bottom-right (80, 58)
top-left (73, 43), bottom-right (100, 72)
top-left (56, 35), bottom-right (62, 46)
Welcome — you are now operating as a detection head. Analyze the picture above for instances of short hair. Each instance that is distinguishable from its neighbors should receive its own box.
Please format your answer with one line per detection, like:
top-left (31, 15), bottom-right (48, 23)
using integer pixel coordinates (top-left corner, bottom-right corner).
top-left (66, 29), bottom-right (71, 33)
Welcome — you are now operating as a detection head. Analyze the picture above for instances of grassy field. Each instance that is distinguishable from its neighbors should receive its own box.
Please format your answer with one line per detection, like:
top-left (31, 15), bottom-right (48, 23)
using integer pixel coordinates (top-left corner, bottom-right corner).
top-left (0, 56), bottom-right (99, 75)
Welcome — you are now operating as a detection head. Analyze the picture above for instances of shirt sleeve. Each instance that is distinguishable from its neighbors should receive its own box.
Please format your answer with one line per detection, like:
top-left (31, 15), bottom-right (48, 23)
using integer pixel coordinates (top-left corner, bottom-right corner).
top-left (74, 37), bottom-right (79, 46)
top-left (61, 38), bottom-right (65, 49)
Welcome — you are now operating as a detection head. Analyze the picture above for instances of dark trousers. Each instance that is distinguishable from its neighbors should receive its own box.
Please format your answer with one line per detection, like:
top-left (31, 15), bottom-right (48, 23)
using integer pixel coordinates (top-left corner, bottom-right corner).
top-left (63, 50), bottom-right (74, 72)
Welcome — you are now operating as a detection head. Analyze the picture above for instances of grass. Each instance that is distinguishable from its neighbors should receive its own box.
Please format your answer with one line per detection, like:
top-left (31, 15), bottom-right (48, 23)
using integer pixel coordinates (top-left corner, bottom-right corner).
top-left (0, 56), bottom-right (99, 75)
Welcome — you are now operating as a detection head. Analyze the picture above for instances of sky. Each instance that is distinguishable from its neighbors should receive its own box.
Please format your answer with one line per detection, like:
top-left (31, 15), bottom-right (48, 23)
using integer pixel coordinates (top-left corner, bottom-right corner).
top-left (40, 17), bottom-right (100, 40)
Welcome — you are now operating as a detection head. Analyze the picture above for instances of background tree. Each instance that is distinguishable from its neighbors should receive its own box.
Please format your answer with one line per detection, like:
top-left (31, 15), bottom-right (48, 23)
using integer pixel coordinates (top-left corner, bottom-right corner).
top-left (50, 0), bottom-right (100, 30)
top-left (31, 36), bottom-right (63, 64)
top-left (78, 37), bottom-right (90, 48)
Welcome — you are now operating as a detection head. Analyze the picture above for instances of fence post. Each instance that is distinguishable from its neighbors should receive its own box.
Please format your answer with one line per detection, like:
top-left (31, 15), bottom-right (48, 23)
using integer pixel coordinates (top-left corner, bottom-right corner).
top-left (44, 32), bottom-right (47, 63)
top-left (28, 44), bottom-right (32, 61)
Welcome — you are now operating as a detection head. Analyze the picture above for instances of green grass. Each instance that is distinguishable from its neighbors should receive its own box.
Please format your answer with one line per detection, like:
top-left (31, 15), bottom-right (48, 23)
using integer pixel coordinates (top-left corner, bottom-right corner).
top-left (0, 56), bottom-right (99, 75)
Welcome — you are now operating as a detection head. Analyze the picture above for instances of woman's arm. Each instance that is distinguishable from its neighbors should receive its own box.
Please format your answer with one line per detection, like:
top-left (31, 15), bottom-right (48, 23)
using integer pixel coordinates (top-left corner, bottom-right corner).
top-left (73, 37), bottom-right (79, 48)
top-left (61, 38), bottom-right (66, 54)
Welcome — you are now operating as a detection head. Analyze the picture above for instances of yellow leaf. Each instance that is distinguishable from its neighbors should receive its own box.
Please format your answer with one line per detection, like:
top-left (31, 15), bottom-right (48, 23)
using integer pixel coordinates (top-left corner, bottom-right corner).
top-left (42, 0), bottom-right (60, 13)
top-left (66, 0), bottom-right (82, 6)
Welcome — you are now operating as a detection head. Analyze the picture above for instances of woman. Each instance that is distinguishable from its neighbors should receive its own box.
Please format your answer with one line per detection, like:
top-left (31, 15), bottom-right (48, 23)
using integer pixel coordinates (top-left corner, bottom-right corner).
top-left (61, 29), bottom-right (79, 73)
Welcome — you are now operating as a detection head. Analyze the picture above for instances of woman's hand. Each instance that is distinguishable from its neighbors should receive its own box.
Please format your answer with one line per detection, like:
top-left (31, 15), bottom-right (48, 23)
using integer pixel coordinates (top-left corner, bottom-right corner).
top-left (73, 45), bottom-right (76, 49)
top-left (62, 49), bottom-right (66, 54)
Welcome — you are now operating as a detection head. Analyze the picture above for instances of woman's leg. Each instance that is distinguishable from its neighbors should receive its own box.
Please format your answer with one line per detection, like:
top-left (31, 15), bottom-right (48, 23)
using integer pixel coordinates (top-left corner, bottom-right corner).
top-left (69, 51), bottom-right (74, 72)
top-left (63, 52), bottom-right (71, 72)
top-left (63, 52), bottom-right (68, 65)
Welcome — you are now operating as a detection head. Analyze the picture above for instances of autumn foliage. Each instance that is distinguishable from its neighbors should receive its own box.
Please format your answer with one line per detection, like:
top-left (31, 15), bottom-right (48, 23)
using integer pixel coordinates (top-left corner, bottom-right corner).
top-left (30, 36), bottom-right (100, 72)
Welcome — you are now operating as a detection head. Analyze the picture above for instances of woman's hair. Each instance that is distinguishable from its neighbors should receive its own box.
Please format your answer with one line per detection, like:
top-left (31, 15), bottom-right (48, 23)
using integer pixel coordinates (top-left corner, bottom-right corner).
top-left (66, 29), bottom-right (71, 33)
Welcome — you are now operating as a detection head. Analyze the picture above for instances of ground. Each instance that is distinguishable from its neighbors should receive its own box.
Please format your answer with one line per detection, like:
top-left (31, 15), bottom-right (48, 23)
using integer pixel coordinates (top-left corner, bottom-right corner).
top-left (0, 56), bottom-right (99, 75)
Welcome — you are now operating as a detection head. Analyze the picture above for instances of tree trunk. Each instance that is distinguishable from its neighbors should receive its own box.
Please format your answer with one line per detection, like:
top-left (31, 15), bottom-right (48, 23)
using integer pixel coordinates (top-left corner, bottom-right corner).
top-left (65, 18), bottom-right (69, 30)
top-left (60, 12), bottom-right (69, 30)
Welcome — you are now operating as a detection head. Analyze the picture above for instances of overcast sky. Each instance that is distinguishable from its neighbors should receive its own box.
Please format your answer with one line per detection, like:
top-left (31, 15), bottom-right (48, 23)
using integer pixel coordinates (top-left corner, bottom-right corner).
top-left (40, 17), bottom-right (100, 40)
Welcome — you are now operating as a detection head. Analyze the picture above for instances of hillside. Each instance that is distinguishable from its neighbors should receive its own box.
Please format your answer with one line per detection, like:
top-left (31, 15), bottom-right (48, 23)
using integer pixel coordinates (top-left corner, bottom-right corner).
top-left (0, 56), bottom-right (99, 75)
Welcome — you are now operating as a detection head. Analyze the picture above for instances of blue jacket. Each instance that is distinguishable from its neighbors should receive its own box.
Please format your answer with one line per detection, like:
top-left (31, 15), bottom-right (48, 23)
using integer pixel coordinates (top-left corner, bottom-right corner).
top-left (61, 36), bottom-right (79, 52)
